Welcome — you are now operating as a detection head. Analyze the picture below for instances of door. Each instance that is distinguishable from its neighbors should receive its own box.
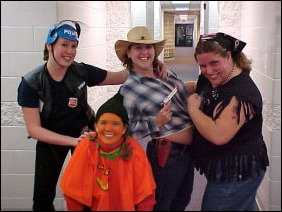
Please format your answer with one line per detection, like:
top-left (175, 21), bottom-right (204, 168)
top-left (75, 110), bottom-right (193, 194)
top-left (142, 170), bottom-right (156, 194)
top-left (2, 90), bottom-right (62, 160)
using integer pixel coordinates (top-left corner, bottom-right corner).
top-left (175, 24), bottom-right (194, 47)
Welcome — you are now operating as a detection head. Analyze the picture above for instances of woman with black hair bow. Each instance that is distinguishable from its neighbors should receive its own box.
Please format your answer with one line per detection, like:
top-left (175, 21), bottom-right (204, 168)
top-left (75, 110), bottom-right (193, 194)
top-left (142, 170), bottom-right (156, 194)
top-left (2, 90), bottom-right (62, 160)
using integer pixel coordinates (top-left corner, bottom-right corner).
top-left (187, 32), bottom-right (269, 211)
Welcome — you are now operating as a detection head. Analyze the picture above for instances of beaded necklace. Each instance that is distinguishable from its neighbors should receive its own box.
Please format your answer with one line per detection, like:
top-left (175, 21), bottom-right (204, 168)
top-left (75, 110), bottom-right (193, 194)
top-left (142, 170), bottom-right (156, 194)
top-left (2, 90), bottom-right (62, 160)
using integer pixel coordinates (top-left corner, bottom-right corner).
top-left (222, 63), bottom-right (235, 84)
top-left (211, 63), bottom-right (235, 100)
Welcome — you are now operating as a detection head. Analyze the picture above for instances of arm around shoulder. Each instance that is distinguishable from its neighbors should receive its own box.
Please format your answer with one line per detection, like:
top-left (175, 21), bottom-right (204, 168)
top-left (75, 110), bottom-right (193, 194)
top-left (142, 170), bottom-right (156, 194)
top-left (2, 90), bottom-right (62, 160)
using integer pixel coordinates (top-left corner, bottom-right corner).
top-left (99, 69), bottom-right (129, 85)
top-left (185, 81), bottom-right (197, 94)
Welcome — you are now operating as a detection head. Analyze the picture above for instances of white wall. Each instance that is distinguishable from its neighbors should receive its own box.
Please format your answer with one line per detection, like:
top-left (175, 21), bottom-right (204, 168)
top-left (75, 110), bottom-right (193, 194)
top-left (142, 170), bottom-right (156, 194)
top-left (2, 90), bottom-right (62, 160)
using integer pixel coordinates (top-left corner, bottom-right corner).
top-left (88, 1), bottom-right (131, 112)
top-left (218, 1), bottom-right (281, 211)
top-left (201, 1), bottom-right (219, 35)
top-left (154, 1), bottom-right (165, 61)
top-left (202, 1), bottom-right (219, 34)
top-left (208, 1), bottom-right (219, 33)
top-left (200, 1), bottom-right (205, 35)
top-left (240, 2), bottom-right (281, 211)
top-left (104, 1), bottom-right (132, 106)
top-left (131, 1), bottom-right (164, 62)
top-left (218, 1), bottom-right (241, 37)
top-left (131, 1), bottom-right (146, 26)
top-left (154, 1), bottom-right (162, 40)
top-left (1, 1), bottom-right (131, 210)
top-left (1, 2), bottom-right (59, 210)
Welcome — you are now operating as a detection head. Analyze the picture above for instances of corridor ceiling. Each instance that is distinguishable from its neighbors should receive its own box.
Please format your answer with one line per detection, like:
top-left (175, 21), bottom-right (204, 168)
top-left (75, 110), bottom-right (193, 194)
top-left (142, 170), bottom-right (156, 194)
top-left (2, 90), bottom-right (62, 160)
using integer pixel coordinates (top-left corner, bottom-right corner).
top-left (160, 1), bottom-right (201, 12)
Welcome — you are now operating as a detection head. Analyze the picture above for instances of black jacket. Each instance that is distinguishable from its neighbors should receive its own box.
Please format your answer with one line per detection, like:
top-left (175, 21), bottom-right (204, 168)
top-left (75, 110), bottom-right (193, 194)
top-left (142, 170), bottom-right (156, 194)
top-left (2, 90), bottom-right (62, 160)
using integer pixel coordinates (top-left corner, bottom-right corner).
top-left (23, 61), bottom-right (94, 125)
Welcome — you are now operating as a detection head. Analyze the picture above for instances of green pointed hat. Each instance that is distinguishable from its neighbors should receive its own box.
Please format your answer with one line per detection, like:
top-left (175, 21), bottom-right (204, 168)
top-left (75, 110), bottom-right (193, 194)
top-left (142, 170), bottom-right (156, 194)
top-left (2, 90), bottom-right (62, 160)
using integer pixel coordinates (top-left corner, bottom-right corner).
top-left (95, 93), bottom-right (129, 125)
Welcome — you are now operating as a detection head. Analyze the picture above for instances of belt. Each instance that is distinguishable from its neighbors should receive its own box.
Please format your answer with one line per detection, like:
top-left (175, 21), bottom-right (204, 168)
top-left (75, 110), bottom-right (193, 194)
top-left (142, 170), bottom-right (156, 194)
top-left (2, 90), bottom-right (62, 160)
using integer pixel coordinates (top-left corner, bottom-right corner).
top-left (152, 138), bottom-right (190, 151)
top-left (151, 138), bottom-right (190, 168)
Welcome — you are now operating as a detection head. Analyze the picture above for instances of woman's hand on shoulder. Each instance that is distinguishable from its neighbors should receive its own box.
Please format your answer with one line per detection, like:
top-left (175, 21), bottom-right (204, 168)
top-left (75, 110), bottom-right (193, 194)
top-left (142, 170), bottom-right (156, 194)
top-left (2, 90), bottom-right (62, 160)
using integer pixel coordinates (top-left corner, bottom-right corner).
top-left (187, 93), bottom-right (202, 114)
top-left (77, 131), bottom-right (89, 142)
top-left (155, 59), bottom-right (168, 80)
top-left (77, 131), bottom-right (96, 143)
top-left (185, 81), bottom-right (197, 94)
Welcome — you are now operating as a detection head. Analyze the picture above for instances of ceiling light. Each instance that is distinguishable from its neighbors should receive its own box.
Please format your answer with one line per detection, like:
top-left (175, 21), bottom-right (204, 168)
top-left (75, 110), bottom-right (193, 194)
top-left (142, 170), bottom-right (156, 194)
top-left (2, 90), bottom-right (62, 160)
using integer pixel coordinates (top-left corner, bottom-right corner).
top-left (171, 1), bottom-right (190, 11)
top-left (179, 15), bottom-right (188, 21)
top-left (175, 8), bottom-right (189, 11)
top-left (171, 1), bottom-right (190, 4)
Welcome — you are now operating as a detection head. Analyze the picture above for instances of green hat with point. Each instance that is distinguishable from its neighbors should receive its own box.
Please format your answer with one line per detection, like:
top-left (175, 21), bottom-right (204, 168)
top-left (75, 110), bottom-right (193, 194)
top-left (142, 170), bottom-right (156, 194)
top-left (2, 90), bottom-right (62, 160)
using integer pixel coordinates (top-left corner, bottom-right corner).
top-left (95, 93), bottom-right (129, 125)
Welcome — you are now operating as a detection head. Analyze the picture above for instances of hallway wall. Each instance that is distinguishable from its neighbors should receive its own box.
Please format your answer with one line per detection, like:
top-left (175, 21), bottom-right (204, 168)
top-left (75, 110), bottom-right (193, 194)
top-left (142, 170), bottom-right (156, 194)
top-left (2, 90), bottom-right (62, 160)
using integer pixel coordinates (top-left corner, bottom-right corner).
top-left (218, 1), bottom-right (281, 211)
top-left (2, 2), bottom-right (61, 210)
top-left (1, 1), bottom-right (130, 210)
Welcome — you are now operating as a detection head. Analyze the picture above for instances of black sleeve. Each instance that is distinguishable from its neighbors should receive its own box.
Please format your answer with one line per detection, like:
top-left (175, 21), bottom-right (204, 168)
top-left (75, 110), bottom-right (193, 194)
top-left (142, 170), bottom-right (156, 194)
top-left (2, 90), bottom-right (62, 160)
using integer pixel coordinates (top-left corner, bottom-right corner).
top-left (17, 78), bottom-right (39, 108)
top-left (81, 63), bottom-right (107, 87)
top-left (196, 74), bottom-right (209, 94)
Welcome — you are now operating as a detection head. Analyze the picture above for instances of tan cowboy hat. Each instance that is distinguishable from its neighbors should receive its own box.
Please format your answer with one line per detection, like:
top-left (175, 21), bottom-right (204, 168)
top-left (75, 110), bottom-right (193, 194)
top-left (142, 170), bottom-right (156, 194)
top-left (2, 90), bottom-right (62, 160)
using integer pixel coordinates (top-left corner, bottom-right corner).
top-left (115, 26), bottom-right (166, 63)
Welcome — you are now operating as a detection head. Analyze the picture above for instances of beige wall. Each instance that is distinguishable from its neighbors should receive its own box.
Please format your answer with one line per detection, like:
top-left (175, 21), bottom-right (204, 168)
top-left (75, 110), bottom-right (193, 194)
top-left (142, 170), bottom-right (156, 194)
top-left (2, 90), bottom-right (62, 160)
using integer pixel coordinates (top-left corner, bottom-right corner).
top-left (1, 2), bottom-right (59, 210)
top-left (1, 1), bottom-right (131, 210)
top-left (218, 1), bottom-right (281, 211)
top-left (241, 2), bottom-right (281, 211)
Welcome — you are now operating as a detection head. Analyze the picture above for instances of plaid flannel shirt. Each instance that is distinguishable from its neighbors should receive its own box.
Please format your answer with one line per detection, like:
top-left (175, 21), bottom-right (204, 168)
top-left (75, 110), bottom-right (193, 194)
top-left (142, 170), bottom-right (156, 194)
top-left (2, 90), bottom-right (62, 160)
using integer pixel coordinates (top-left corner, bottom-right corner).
top-left (120, 70), bottom-right (192, 141)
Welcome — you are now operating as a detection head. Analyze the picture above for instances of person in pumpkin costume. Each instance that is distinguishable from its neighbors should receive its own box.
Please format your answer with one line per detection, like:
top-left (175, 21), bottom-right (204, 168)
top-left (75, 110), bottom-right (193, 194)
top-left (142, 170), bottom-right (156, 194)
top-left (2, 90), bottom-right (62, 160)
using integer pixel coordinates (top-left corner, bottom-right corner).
top-left (60, 93), bottom-right (156, 211)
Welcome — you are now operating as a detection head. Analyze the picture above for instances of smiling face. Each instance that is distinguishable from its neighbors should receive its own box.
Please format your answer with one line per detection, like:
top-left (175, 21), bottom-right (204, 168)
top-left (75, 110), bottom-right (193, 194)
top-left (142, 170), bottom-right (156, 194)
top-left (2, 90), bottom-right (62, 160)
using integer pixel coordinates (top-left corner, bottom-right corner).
top-left (47, 37), bottom-right (78, 68)
top-left (127, 43), bottom-right (155, 73)
top-left (95, 113), bottom-right (126, 147)
top-left (197, 52), bottom-right (231, 87)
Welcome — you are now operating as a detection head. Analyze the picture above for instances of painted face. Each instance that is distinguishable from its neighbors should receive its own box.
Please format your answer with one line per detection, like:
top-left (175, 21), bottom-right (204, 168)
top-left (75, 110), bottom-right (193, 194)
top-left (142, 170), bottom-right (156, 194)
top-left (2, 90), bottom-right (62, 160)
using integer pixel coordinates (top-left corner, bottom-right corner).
top-left (196, 52), bottom-right (230, 87)
top-left (96, 113), bottom-right (126, 146)
top-left (127, 43), bottom-right (155, 73)
top-left (48, 37), bottom-right (78, 67)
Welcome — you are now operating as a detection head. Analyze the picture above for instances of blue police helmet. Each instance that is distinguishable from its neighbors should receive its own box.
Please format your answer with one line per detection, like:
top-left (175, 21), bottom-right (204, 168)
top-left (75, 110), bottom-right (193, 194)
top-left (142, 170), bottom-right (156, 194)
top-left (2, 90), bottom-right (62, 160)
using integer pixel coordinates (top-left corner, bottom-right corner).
top-left (46, 20), bottom-right (81, 45)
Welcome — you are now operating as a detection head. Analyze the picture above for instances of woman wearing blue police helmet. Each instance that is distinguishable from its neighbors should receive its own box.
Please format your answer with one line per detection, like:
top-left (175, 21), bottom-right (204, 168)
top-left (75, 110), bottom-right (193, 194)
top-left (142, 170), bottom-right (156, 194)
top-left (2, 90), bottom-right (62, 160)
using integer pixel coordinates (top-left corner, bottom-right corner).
top-left (17, 19), bottom-right (168, 211)
top-left (43, 20), bottom-right (81, 63)
top-left (46, 21), bottom-right (80, 44)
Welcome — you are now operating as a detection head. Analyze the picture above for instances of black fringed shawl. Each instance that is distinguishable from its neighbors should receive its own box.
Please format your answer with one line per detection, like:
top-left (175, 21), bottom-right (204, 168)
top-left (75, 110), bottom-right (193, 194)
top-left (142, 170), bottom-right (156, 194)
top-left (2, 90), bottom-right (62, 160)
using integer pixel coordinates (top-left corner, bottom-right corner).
top-left (191, 71), bottom-right (269, 182)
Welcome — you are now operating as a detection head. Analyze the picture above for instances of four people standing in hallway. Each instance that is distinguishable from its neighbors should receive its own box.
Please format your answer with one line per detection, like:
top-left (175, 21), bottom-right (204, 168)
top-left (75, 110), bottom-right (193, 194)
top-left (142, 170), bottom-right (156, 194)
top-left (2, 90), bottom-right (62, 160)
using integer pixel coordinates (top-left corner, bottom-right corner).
top-left (17, 17), bottom-right (269, 211)
top-left (116, 26), bottom-right (194, 211)
top-left (187, 32), bottom-right (269, 211)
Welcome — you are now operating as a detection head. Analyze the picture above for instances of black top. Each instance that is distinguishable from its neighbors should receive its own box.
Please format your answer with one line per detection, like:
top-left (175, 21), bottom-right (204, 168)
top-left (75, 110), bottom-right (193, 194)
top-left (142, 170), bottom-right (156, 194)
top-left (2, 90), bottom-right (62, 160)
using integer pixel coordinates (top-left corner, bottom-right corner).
top-left (17, 62), bottom-right (107, 137)
top-left (191, 71), bottom-right (269, 182)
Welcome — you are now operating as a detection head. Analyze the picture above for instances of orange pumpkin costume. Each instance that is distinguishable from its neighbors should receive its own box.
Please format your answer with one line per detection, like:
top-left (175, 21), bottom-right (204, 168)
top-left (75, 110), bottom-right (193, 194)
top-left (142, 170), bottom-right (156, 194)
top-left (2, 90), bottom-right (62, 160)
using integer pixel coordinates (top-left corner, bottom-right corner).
top-left (60, 136), bottom-right (156, 211)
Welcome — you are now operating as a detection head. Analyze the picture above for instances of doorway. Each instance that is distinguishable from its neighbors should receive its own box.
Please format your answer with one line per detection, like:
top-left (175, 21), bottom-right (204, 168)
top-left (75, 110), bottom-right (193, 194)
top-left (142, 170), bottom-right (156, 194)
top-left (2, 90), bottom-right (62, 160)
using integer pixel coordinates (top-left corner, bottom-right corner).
top-left (175, 24), bottom-right (194, 47)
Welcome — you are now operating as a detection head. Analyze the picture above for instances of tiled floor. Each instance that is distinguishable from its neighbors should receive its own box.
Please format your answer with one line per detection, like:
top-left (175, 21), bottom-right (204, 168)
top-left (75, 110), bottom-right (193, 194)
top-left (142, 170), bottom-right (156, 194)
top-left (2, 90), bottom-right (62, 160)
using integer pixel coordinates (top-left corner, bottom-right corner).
top-left (185, 169), bottom-right (207, 211)
top-left (165, 56), bottom-right (199, 82)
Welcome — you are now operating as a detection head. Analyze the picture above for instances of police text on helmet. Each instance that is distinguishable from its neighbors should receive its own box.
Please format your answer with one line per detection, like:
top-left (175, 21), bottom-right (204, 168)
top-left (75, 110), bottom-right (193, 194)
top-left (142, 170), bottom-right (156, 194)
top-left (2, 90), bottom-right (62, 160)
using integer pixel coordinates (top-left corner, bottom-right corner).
top-left (63, 29), bottom-right (78, 37)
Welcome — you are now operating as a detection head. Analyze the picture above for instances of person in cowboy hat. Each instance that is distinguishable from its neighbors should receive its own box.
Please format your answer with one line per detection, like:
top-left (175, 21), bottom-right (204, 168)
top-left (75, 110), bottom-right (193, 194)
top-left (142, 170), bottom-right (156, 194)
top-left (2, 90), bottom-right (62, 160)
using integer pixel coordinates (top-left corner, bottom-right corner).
top-left (60, 93), bottom-right (156, 211)
top-left (115, 26), bottom-right (194, 211)
top-left (187, 32), bottom-right (269, 211)
top-left (17, 20), bottom-right (167, 211)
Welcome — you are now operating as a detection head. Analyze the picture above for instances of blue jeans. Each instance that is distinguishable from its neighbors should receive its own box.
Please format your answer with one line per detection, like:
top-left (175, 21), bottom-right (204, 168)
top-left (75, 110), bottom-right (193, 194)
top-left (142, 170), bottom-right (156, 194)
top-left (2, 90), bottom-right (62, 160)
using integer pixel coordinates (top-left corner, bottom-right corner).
top-left (202, 168), bottom-right (266, 211)
top-left (146, 141), bottom-right (194, 211)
